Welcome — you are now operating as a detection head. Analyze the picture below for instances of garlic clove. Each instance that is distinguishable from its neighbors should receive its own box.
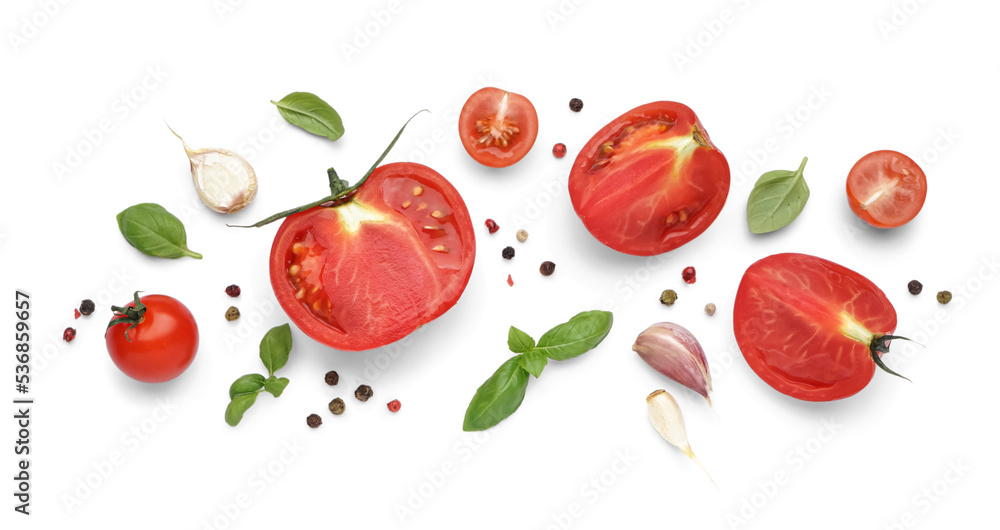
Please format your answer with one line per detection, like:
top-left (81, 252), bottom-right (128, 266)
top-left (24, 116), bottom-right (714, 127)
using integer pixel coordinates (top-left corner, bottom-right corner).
top-left (168, 125), bottom-right (258, 214)
top-left (646, 389), bottom-right (716, 487)
top-left (633, 322), bottom-right (712, 405)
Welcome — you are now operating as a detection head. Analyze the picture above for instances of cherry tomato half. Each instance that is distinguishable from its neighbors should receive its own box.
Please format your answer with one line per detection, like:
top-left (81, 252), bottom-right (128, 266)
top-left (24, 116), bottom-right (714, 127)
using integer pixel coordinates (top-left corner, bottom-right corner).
top-left (458, 87), bottom-right (538, 168)
top-left (568, 102), bottom-right (730, 256)
top-left (269, 162), bottom-right (476, 351)
top-left (734, 253), bottom-right (902, 401)
top-left (846, 150), bottom-right (927, 228)
top-left (106, 294), bottom-right (199, 383)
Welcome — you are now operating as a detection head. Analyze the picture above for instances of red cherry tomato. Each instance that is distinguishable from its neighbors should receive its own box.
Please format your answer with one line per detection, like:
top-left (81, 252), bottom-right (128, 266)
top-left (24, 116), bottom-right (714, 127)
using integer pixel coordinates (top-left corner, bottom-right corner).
top-left (568, 102), bottom-right (730, 256)
top-left (734, 253), bottom-right (906, 401)
top-left (846, 150), bottom-right (927, 228)
top-left (106, 294), bottom-right (199, 383)
top-left (269, 162), bottom-right (475, 351)
top-left (458, 87), bottom-right (538, 168)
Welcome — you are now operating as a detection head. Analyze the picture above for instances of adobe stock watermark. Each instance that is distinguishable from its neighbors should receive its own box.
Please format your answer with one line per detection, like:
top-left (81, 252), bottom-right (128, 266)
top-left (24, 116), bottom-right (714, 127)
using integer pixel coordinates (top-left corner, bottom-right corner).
top-left (731, 84), bottom-right (833, 191)
top-left (882, 459), bottom-right (971, 529)
top-left (672, 0), bottom-right (753, 73)
top-left (508, 172), bottom-right (564, 229)
top-left (62, 398), bottom-right (179, 514)
top-left (222, 297), bottom-right (279, 353)
top-left (213, 0), bottom-right (250, 21)
top-left (200, 439), bottom-right (306, 530)
top-left (52, 65), bottom-right (169, 182)
top-left (341, 0), bottom-right (409, 63)
top-left (544, 0), bottom-right (589, 30)
top-left (878, 0), bottom-right (930, 41)
top-left (393, 431), bottom-right (491, 523)
top-left (727, 417), bottom-right (842, 528)
top-left (7, 0), bottom-right (71, 53)
top-left (543, 449), bottom-right (638, 530)
top-left (403, 74), bottom-right (494, 165)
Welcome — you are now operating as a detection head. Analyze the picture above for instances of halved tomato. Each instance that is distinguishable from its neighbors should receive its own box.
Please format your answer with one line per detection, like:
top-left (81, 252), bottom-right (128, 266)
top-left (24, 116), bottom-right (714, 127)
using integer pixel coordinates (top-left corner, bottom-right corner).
top-left (568, 102), bottom-right (729, 256)
top-left (458, 87), bottom-right (538, 168)
top-left (846, 150), bottom-right (927, 228)
top-left (734, 253), bottom-right (906, 401)
top-left (268, 162), bottom-right (475, 351)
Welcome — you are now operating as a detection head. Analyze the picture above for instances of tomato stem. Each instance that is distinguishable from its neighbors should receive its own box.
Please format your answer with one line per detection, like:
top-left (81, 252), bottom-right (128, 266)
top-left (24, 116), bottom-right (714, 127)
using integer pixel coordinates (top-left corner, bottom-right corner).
top-left (105, 291), bottom-right (147, 343)
top-left (868, 334), bottom-right (913, 383)
top-left (230, 110), bottom-right (428, 229)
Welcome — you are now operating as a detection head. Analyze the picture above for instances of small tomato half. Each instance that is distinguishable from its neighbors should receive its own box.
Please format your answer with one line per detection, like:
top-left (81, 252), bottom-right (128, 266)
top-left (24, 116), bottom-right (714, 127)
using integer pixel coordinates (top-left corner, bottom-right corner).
top-left (269, 162), bottom-right (475, 351)
top-left (569, 102), bottom-right (730, 256)
top-left (458, 87), bottom-right (538, 168)
top-left (846, 150), bottom-right (927, 228)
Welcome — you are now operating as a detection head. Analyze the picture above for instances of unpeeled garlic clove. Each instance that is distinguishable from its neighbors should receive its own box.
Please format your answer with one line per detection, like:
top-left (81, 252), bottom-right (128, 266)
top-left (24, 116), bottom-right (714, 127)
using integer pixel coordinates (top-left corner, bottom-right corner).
top-left (633, 322), bottom-right (712, 405)
top-left (168, 125), bottom-right (258, 214)
top-left (646, 389), bottom-right (715, 487)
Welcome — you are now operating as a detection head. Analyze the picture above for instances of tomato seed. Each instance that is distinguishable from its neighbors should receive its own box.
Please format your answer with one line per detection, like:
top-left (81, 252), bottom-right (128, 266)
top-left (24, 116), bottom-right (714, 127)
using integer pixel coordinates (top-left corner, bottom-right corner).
top-left (430, 210), bottom-right (445, 219)
top-left (80, 299), bottom-right (96, 315)
top-left (936, 291), bottom-right (952, 304)
top-left (63, 327), bottom-right (76, 342)
top-left (402, 200), bottom-right (411, 209)
top-left (325, 370), bottom-right (339, 386)
top-left (225, 306), bottom-right (241, 321)
top-left (485, 219), bottom-right (499, 234)
top-left (540, 261), bottom-right (556, 276)
top-left (705, 303), bottom-right (717, 316)
top-left (659, 290), bottom-right (678, 306)
top-left (908, 280), bottom-right (923, 295)
top-left (682, 267), bottom-right (697, 284)
top-left (225, 285), bottom-right (241, 297)
top-left (413, 186), bottom-right (424, 196)
top-left (329, 398), bottom-right (346, 415)
top-left (552, 143), bottom-right (567, 158)
top-left (516, 229), bottom-right (528, 242)
top-left (502, 246), bottom-right (515, 260)
top-left (432, 245), bottom-right (449, 253)
top-left (306, 414), bottom-right (323, 428)
top-left (569, 98), bottom-right (583, 112)
top-left (387, 399), bottom-right (401, 413)
top-left (355, 385), bottom-right (373, 402)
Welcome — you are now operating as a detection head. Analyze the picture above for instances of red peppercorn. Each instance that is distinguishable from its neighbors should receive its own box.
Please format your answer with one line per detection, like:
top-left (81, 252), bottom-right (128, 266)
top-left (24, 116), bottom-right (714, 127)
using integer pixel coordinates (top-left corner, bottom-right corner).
top-left (63, 327), bottom-right (77, 342)
top-left (682, 266), bottom-right (697, 284)
top-left (485, 219), bottom-right (499, 234)
top-left (552, 143), bottom-right (567, 158)
top-left (74, 308), bottom-right (81, 319)
top-left (225, 284), bottom-right (241, 297)
top-left (507, 274), bottom-right (514, 287)
top-left (387, 399), bottom-right (401, 413)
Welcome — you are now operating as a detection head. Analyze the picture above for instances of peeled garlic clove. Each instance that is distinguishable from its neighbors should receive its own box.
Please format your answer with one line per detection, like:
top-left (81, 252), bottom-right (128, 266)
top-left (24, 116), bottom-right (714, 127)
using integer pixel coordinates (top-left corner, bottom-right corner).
top-left (168, 125), bottom-right (258, 214)
top-left (633, 322), bottom-right (712, 405)
top-left (647, 389), bottom-right (715, 487)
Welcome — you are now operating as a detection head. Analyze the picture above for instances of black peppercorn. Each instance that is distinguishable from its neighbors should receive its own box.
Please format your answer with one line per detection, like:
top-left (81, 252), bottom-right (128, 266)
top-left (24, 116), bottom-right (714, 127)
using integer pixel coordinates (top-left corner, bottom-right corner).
top-left (569, 98), bottom-right (583, 112)
top-left (324, 370), bottom-right (339, 386)
top-left (80, 299), bottom-right (95, 316)
top-left (355, 385), bottom-right (373, 402)
top-left (907, 280), bottom-right (923, 295)
top-left (306, 414), bottom-right (322, 428)
top-left (328, 398), bottom-right (345, 415)
top-left (540, 261), bottom-right (556, 276)
top-left (502, 246), bottom-right (515, 260)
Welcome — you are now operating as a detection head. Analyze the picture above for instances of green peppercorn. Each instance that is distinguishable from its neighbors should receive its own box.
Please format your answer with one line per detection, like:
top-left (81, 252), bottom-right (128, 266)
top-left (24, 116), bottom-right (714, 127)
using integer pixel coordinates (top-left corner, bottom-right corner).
top-left (937, 291), bottom-right (952, 304)
top-left (328, 398), bottom-right (345, 415)
top-left (225, 306), bottom-right (240, 321)
top-left (659, 289), bottom-right (678, 306)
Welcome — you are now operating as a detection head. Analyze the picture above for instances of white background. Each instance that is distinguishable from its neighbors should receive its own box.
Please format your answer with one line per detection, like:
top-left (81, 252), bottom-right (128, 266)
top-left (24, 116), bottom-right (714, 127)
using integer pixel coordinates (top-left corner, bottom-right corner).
top-left (3, 0), bottom-right (998, 528)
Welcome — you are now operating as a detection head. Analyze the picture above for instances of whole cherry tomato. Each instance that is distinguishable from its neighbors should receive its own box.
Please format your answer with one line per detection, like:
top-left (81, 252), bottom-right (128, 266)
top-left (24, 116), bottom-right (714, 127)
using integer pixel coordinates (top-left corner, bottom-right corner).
top-left (105, 293), bottom-right (199, 383)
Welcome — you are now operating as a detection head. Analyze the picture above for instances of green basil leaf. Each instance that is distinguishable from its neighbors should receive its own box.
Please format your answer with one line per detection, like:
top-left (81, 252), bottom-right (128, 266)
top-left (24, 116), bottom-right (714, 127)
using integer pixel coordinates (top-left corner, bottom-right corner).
top-left (229, 373), bottom-right (265, 400)
top-left (225, 392), bottom-right (258, 427)
top-left (747, 157), bottom-right (810, 234)
top-left (116, 203), bottom-right (202, 259)
top-left (259, 323), bottom-right (292, 376)
top-left (507, 326), bottom-right (535, 353)
top-left (463, 356), bottom-right (530, 432)
top-left (263, 377), bottom-right (290, 398)
top-left (271, 92), bottom-right (344, 142)
top-left (535, 310), bottom-right (614, 361)
top-left (518, 350), bottom-right (547, 378)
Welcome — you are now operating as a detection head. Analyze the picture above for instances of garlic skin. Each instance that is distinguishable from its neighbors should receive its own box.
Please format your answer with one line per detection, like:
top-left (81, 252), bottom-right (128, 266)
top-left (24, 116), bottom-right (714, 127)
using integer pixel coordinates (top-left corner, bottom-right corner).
top-left (646, 389), bottom-right (715, 487)
top-left (633, 322), bottom-right (712, 405)
top-left (169, 126), bottom-right (258, 214)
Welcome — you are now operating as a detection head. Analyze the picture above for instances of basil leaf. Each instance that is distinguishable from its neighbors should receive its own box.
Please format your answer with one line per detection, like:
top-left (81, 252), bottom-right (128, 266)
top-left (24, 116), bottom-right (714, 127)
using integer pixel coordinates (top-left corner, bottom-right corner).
top-left (259, 324), bottom-right (292, 376)
top-left (507, 326), bottom-right (535, 353)
top-left (229, 373), bottom-right (265, 399)
top-left (263, 377), bottom-right (290, 398)
top-left (225, 392), bottom-right (258, 427)
top-left (271, 92), bottom-right (344, 142)
top-left (463, 356), bottom-right (530, 432)
top-left (747, 157), bottom-right (810, 234)
top-left (518, 350), bottom-right (547, 378)
top-left (116, 203), bottom-right (202, 259)
top-left (535, 311), bottom-right (614, 361)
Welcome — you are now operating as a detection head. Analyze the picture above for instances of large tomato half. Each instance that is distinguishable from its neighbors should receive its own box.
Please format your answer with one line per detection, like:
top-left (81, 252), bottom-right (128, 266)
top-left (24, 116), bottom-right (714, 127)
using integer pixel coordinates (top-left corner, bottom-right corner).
top-left (269, 163), bottom-right (475, 351)
top-left (734, 253), bottom-right (901, 401)
top-left (568, 102), bottom-right (730, 256)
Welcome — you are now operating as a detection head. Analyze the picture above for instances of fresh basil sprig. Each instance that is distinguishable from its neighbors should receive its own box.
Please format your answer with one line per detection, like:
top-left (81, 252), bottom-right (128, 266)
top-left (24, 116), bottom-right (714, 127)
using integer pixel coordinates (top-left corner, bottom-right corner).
top-left (747, 157), bottom-right (810, 234)
top-left (225, 324), bottom-right (293, 427)
top-left (117, 203), bottom-right (202, 259)
top-left (463, 310), bottom-right (613, 432)
top-left (272, 91), bottom-right (345, 142)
